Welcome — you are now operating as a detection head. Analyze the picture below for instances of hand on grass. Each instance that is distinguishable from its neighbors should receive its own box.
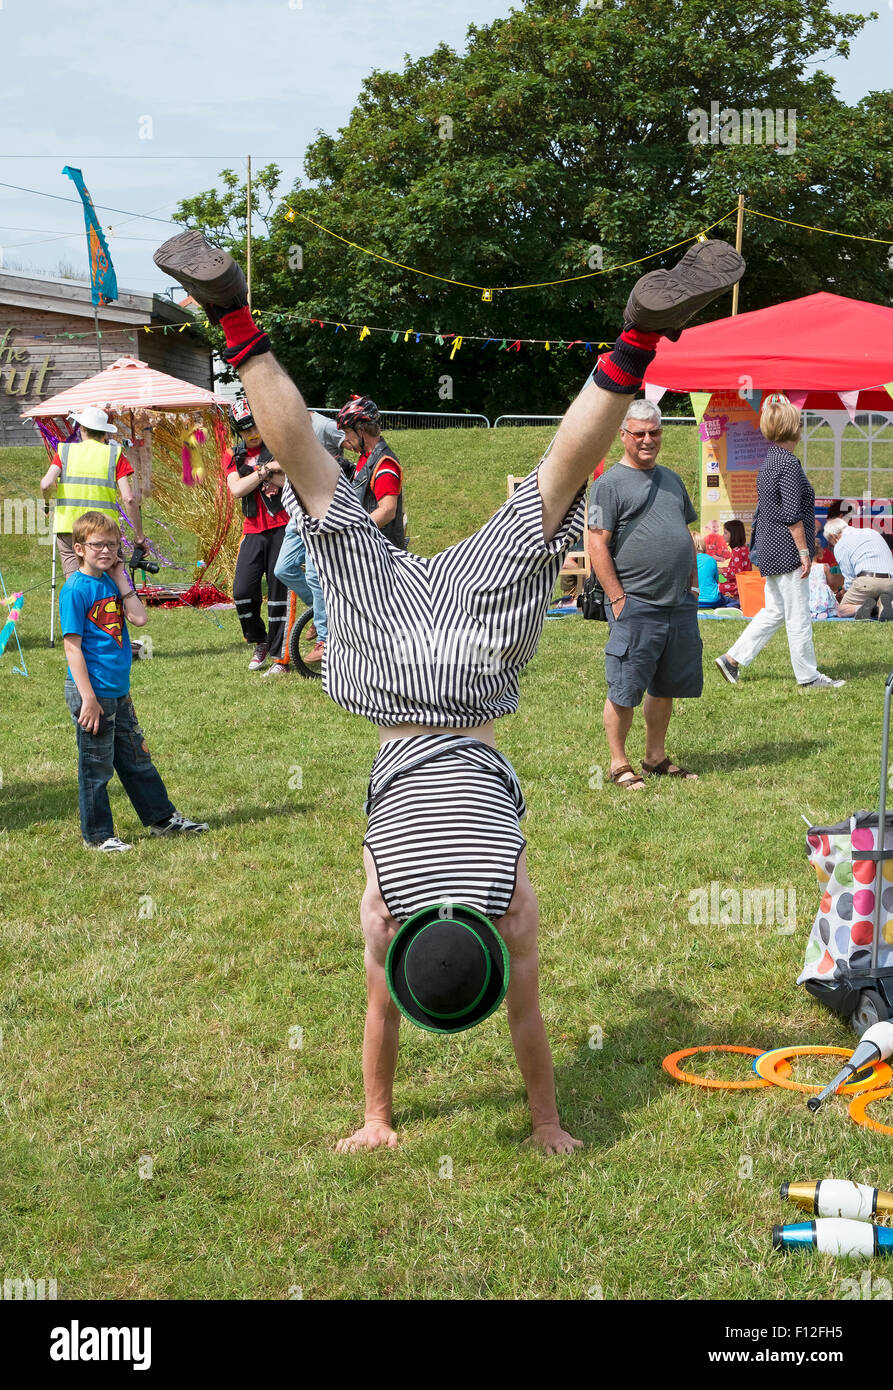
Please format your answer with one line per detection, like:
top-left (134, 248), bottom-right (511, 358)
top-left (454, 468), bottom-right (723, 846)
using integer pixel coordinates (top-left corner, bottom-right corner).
top-left (528, 1124), bottom-right (583, 1156)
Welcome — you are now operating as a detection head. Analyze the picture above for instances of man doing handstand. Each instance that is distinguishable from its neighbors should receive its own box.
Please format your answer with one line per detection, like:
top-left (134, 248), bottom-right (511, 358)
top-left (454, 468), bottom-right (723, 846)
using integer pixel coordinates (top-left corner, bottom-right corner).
top-left (154, 229), bottom-right (743, 1155)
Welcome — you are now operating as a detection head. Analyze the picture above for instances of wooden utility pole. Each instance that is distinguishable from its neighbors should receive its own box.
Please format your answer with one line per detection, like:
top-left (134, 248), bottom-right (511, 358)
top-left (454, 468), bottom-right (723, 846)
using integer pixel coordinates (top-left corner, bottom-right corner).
top-left (731, 193), bottom-right (745, 316)
top-left (93, 305), bottom-right (104, 370)
top-left (246, 155), bottom-right (252, 310)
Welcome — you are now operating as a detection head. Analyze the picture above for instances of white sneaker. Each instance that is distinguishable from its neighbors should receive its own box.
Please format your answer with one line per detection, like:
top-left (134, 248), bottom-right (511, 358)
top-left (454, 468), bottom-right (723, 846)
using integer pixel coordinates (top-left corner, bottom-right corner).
top-left (248, 643), bottom-right (269, 670)
top-left (150, 813), bottom-right (210, 836)
top-left (261, 661), bottom-right (288, 677)
top-left (800, 673), bottom-right (845, 689)
top-left (86, 836), bottom-right (133, 852)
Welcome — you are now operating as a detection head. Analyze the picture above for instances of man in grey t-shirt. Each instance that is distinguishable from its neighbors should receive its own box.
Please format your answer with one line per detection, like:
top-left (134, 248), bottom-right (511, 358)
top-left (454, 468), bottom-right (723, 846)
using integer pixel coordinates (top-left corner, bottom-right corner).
top-left (587, 400), bottom-right (702, 789)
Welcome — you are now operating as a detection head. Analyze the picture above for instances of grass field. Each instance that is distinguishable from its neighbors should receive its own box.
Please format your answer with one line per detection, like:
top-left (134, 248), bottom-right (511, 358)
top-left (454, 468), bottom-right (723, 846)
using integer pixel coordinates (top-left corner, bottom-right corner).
top-left (1, 426), bottom-right (892, 1302)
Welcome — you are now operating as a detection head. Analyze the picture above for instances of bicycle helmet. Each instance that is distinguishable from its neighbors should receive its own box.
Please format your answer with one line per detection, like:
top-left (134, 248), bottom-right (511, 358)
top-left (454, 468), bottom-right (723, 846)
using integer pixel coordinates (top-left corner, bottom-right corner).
top-left (336, 395), bottom-right (380, 433)
top-left (230, 398), bottom-right (256, 433)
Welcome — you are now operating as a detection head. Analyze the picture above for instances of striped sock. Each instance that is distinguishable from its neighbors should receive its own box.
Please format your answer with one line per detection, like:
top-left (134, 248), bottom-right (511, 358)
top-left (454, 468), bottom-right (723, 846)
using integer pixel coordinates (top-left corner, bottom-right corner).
top-left (593, 328), bottom-right (659, 394)
top-left (220, 306), bottom-right (271, 367)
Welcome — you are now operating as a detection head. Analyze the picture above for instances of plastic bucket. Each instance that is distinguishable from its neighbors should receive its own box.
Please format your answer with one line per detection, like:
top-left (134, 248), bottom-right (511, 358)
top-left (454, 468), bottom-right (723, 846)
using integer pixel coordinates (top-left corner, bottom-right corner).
top-left (736, 568), bottom-right (766, 617)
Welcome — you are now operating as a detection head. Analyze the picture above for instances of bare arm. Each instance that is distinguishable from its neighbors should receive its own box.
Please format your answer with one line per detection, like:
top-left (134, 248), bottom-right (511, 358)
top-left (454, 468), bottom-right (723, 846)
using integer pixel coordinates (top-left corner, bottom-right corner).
top-left (589, 528), bottom-right (627, 616)
top-left (236, 355), bottom-right (339, 518)
top-left (109, 558), bottom-right (148, 628)
top-left (226, 470), bottom-right (263, 499)
top-left (117, 479), bottom-right (146, 544)
top-left (63, 635), bottom-right (103, 733)
top-left (789, 521), bottom-right (810, 578)
top-left (536, 380), bottom-right (634, 543)
top-left (369, 494), bottom-right (398, 529)
top-left (40, 462), bottom-right (61, 496)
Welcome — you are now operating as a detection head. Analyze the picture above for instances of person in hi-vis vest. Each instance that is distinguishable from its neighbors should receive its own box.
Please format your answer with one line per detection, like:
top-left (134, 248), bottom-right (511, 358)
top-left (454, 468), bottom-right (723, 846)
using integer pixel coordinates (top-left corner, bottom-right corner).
top-left (40, 406), bottom-right (147, 580)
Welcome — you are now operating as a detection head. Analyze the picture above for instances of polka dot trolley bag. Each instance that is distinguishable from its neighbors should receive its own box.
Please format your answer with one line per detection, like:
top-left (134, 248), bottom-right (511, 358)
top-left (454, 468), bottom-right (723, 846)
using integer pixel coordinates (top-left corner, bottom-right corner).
top-left (799, 673), bottom-right (893, 1026)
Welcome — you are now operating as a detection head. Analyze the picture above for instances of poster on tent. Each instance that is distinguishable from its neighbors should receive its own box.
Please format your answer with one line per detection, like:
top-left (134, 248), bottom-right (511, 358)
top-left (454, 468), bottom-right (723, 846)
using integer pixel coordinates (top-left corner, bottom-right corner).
top-left (698, 390), bottom-right (770, 556)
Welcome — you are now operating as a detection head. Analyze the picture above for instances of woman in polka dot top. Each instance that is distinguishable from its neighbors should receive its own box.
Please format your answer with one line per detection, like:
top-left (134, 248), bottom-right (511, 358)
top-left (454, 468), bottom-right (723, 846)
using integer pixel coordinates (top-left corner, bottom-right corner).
top-left (714, 394), bottom-right (845, 690)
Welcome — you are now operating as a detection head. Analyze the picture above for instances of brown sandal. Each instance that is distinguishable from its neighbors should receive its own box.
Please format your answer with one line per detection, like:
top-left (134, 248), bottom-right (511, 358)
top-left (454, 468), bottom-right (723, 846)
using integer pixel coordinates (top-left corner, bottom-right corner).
top-left (609, 763), bottom-right (646, 790)
top-left (641, 757), bottom-right (698, 780)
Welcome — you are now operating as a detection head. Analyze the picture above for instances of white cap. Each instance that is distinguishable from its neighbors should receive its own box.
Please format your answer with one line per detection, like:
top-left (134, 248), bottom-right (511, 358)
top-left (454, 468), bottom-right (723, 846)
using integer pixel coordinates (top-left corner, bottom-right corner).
top-left (70, 406), bottom-right (117, 434)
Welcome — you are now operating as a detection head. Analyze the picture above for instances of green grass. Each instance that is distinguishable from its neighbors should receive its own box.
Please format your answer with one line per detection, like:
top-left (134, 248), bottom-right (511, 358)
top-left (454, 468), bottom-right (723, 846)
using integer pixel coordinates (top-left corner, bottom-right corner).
top-left (1, 430), bottom-right (892, 1301)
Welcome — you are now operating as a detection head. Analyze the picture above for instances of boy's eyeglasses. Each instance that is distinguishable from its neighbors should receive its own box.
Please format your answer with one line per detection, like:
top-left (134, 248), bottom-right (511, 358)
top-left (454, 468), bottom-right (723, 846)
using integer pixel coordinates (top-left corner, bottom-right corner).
top-left (84, 541), bottom-right (117, 552)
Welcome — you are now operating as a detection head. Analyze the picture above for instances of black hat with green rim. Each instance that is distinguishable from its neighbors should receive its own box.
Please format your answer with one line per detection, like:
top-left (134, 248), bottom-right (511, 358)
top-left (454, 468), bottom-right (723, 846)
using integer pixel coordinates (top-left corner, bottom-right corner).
top-left (385, 903), bottom-right (510, 1034)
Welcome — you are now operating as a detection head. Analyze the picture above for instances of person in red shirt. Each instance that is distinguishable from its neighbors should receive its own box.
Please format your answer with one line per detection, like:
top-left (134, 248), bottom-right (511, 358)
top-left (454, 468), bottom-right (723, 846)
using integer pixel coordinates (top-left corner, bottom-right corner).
top-left (718, 519), bottom-right (751, 602)
top-left (39, 409), bottom-right (148, 580)
top-left (224, 399), bottom-right (291, 675)
top-left (305, 395), bottom-right (405, 666)
top-left (703, 519), bottom-right (731, 560)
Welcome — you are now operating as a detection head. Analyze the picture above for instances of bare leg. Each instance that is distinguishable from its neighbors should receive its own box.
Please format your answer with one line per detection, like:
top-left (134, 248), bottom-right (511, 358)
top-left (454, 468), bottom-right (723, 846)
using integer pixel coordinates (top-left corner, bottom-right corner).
top-left (495, 852), bottom-right (582, 1155)
top-left (335, 847), bottom-right (401, 1153)
top-left (236, 353), bottom-right (339, 519)
top-left (537, 382), bottom-right (634, 542)
top-left (603, 698), bottom-right (644, 788)
top-left (642, 694), bottom-right (697, 778)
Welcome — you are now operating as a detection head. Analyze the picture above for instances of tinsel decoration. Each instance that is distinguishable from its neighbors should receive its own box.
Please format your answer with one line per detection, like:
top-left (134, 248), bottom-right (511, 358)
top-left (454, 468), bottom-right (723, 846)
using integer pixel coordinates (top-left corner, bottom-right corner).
top-left (149, 408), bottom-right (239, 591)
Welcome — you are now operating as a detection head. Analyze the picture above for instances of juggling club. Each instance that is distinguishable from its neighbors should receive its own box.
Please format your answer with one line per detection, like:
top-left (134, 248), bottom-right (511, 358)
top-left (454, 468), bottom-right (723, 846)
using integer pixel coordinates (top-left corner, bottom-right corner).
top-left (782, 1180), bottom-right (893, 1221)
top-left (773, 1219), bottom-right (893, 1256)
top-left (806, 1022), bottom-right (893, 1113)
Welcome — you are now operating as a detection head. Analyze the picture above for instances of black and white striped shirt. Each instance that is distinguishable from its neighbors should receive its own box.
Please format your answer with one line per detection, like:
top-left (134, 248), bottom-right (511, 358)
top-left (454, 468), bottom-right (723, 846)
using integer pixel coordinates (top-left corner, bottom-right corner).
top-left (291, 468), bottom-right (585, 727)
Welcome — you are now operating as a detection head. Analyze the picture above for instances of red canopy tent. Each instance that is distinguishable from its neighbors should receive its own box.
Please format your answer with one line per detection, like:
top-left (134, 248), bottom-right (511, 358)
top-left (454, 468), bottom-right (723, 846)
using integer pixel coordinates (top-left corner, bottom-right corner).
top-left (644, 292), bottom-right (893, 412)
top-left (643, 293), bottom-right (893, 527)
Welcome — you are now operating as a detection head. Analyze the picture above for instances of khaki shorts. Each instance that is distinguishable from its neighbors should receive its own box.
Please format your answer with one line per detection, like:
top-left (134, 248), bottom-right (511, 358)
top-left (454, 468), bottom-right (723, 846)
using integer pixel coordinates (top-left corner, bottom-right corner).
top-left (841, 573), bottom-right (893, 610)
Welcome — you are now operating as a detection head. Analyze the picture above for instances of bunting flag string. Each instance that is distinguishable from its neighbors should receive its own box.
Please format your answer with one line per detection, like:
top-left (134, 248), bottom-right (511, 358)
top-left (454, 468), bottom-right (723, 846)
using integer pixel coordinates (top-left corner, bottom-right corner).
top-left (236, 311), bottom-right (614, 355)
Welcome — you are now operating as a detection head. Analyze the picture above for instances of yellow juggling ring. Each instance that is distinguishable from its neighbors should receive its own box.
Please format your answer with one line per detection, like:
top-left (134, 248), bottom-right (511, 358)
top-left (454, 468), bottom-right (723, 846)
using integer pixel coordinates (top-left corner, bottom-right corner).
top-left (753, 1045), bottom-right (892, 1096)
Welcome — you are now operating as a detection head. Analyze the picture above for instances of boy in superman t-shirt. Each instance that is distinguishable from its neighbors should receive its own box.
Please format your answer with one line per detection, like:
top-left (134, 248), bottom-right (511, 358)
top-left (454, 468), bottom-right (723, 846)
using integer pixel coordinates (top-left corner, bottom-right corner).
top-left (59, 510), bottom-right (209, 852)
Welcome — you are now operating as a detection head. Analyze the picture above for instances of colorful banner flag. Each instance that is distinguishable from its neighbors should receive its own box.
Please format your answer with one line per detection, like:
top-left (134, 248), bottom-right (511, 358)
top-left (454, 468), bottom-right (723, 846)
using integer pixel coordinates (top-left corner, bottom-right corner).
top-left (62, 166), bottom-right (118, 307)
top-left (0, 592), bottom-right (24, 657)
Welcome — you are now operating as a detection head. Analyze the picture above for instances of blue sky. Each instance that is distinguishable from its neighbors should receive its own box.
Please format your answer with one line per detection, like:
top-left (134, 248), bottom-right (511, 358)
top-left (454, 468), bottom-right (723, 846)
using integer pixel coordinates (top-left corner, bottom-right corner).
top-left (0, 0), bottom-right (888, 297)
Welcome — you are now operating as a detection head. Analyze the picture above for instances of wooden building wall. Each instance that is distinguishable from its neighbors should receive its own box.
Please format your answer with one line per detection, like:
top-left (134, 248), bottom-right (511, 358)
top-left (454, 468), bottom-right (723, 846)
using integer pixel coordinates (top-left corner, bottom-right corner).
top-left (0, 302), bottom-right (211, 449)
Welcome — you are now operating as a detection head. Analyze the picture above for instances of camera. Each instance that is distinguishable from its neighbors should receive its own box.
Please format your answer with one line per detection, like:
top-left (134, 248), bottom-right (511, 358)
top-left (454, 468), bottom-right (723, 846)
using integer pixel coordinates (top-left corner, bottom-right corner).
top-left (129, 544), bottom-right (160, 576)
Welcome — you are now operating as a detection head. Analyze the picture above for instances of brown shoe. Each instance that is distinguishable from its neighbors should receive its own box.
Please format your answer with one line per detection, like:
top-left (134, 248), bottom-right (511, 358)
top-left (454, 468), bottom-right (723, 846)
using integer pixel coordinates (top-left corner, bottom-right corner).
top-left (153, 229), bottom-right (248, 316)
top-left (624, 240), bottom-right (745, 339)
top-left (305, 639), bottom-right (326, 664)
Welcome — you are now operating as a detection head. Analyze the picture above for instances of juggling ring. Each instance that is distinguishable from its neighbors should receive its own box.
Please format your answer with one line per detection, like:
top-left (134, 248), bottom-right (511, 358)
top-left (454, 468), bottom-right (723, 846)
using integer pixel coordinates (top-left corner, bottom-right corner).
top-left (848, 1088), bottom-right (893, 1135)
top-left (753, 1045), bottom-right (893, 1096)
top-left (662, 1045), bottom-right (793, 1090)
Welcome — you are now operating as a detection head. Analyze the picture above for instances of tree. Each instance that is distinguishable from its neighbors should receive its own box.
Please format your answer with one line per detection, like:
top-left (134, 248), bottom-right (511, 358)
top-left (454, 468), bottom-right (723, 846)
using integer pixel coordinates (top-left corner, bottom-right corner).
top-left (173, 0), bottom-right (892, 416)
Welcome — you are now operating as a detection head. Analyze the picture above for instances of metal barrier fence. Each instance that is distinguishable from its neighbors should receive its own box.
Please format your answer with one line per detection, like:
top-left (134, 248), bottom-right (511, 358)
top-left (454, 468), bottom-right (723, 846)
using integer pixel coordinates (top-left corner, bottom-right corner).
top-left (310, 410), bottom-right (697, 429)
top-left (309, 409), bottom-right (490, 429)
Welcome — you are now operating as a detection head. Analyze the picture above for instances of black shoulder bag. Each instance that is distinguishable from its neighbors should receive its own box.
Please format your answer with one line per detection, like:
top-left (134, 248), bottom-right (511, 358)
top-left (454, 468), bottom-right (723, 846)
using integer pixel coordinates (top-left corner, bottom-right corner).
top-left (579, 470), bottom-right (661, 621)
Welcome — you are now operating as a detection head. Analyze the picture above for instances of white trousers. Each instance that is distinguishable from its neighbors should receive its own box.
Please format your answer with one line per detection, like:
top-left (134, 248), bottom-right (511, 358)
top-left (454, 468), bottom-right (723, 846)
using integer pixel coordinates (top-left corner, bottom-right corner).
top-left (726, 568), bottom-right (819, 684)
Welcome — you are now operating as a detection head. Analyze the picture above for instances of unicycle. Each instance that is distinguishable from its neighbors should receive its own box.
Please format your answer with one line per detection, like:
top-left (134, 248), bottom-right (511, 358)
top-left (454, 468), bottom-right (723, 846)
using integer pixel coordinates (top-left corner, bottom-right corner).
top-left (288, 607), bottom-right (323, 680)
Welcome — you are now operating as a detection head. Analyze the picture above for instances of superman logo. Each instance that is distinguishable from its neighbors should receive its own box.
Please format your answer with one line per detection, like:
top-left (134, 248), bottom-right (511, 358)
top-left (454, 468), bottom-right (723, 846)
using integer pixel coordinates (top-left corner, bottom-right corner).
top-left (87, 595), bottom-right (124, 646)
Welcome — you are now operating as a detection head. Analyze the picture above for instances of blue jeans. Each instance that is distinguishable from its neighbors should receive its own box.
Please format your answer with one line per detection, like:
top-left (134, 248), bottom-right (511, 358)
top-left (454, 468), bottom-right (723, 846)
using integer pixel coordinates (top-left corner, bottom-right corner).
top-left (64, 678), bottom-right (175, 844)
top-left (274, 524), bottom-right (328, 639)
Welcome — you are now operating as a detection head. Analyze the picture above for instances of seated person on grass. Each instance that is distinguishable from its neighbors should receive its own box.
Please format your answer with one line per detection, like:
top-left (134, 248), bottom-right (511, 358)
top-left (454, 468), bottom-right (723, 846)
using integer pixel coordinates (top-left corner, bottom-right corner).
top-left (153, 227), bottom-right (744, 1154)
top-left (694, 533), bottom-right (737, 608)
top-left (60, 511), bottom-right (209, 852)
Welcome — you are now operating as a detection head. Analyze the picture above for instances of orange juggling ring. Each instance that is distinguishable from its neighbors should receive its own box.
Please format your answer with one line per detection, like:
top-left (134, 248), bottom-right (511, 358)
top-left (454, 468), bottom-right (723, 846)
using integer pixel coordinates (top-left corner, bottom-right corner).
top-left (753, 1045), bottom-right (893, 1096)
top-left (662, 1045), bottom-right (793, 1090)
top-left (848, 1088), bottom-right (893, 1135)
